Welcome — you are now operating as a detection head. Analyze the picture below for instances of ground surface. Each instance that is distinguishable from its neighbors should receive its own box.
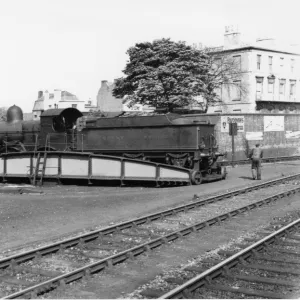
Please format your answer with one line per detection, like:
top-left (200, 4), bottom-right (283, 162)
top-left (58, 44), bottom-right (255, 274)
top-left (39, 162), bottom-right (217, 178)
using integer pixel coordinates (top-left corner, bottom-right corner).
top-left (0, 161), bottom-right (299, 254)
top-left (52, 192), bottom-right (300, 299)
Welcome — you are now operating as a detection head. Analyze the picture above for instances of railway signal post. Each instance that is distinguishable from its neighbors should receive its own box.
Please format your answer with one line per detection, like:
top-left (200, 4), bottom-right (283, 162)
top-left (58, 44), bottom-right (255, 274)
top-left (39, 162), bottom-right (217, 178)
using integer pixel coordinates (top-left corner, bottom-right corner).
top-left (229, 122), bottom-right (238, 164)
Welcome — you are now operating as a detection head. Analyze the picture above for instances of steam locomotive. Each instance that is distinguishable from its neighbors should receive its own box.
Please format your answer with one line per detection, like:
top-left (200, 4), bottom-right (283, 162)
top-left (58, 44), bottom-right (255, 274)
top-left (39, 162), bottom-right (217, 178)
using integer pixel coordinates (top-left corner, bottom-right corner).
top-left (0, 105), bottom-right (225, 182)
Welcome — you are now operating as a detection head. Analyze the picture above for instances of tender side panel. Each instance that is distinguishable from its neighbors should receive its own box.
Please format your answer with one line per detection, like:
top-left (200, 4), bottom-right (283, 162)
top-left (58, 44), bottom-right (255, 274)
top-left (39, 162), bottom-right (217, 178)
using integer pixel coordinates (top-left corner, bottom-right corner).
top-left (80, 126), bottom-right (198, 152)
top-left (91, 158), bottom-right (121, 178)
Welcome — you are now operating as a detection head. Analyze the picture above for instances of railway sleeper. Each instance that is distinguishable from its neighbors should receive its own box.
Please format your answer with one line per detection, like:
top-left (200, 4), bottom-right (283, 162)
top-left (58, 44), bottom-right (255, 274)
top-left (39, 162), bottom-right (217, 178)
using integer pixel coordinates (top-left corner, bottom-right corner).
top-left (253, 254), bottom-right (300, 264)
top-left (205, 283), bottom-right (286, 299)
top-left (241, 262), bottom-right (300, 275)
top-left (266, 247), bottom-right (300, 256)
top-left (226, 273), bottom-right (300, 287)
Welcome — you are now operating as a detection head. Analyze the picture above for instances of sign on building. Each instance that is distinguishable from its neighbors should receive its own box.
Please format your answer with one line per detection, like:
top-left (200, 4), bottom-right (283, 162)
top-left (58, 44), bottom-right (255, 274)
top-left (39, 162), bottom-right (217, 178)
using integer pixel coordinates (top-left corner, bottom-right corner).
top-left (221, 116), bottom-right (245, 133)
top-left (264, 116), bottom-right (284, 132)
top-left (285, 131), bottom-right (300, 139)
top-left (246, 132), bottom-right (263, 141)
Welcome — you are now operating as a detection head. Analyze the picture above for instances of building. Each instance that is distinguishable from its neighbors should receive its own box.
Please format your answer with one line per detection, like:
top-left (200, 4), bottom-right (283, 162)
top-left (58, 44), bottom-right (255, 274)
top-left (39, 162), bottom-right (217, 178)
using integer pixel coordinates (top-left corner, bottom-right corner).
top-left (32, 89), bottom-right (89, 120)
top-left (207, 26), bottom-right (300, 114)
top-left (97, 80), bottom-right (123, 113)
top-left (97, 80), bottom-right (154, 112)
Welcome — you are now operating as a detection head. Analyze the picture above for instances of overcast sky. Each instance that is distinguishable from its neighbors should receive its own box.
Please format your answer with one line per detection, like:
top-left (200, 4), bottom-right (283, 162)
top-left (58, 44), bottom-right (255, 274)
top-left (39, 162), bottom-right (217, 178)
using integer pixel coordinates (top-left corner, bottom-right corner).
top-left (0, 0), bottom-right (298, 112)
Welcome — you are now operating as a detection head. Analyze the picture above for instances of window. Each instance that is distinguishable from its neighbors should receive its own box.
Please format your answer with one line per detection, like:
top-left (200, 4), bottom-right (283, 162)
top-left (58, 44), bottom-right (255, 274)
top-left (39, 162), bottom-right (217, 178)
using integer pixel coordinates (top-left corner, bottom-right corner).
top-left (257, 55), bottom-right (261, 70)
top-left (215, 85), bottom-right (222, 100)
top-left (268, 56), bottom-right (273, 72)
top-left (232, 81), bottom-right (241, 100)
top-left (291, 59), bottom-right (295, 72)
top-left (233, 55), bottom-right (241, 70)
top-left (268, 77), bottom-right (275, 93)
top-left (290, 80), bottom-right (296, 96)
top-left (279, 79), bottom-right (286, 95)
top-left (72, 104), bottom-right (77, 108)
top-left (213, 57), bottom-right (222, 70)
top-left (280, 57), bottom-right (284, 68)
top-left (256, 77), bottom-right (263, 100)
top-left (233, 109), bottom-right (242, 112)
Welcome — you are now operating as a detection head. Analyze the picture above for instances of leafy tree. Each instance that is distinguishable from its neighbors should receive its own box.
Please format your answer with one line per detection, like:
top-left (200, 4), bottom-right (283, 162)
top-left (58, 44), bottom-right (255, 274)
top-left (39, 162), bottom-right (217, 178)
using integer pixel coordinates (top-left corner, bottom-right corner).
top-left (113, 38), bottom-right (217, 112)
top-left (204, 48), bottom-right (248, 105)
top-left (0, 107), bottom-right (7, 121)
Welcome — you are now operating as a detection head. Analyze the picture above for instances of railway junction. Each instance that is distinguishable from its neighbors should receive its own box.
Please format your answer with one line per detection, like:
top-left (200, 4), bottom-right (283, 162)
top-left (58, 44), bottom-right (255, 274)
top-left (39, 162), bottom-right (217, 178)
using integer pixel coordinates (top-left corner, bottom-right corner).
top-left (0, 160), bottom-right (300, 298)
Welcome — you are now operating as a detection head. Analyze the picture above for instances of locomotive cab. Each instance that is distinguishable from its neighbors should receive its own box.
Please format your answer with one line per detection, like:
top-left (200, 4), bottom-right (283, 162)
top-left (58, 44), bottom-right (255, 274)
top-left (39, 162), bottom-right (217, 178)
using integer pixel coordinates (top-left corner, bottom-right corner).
top-left (39, 108), bottom-right (83, 151)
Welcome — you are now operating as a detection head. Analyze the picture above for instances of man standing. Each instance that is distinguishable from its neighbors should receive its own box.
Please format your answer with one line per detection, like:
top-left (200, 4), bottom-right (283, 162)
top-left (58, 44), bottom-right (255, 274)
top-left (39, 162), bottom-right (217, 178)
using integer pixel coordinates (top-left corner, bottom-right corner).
top-left (249, 143), bottom-right (263, 180)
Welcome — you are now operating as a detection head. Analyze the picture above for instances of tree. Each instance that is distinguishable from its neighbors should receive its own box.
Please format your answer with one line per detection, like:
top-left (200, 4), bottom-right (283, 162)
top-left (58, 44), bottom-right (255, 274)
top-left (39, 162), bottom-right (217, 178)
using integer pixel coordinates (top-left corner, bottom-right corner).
top-left (204, 48), bottom-right (248, 106)
top-left (113, 38), bottom-right (216, 112)
top-left (0, 107), bottom-right (7, 121)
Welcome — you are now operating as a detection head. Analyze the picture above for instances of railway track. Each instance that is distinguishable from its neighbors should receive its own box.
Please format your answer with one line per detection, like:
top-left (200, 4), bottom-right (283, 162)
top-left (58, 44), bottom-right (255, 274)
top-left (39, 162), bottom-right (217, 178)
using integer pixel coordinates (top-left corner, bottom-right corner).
top-left (219, 155), bottom-right (300, 166)
top-left (1, 173), bottom-right (300, 299)
top-left (160, 216), bottom-right (300, 299)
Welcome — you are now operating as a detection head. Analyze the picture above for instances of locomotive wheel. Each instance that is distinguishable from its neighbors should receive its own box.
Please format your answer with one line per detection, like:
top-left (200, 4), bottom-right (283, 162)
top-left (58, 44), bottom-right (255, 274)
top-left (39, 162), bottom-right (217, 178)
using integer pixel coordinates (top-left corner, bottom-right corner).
top-left (191, 171), bottom-right (202, 185)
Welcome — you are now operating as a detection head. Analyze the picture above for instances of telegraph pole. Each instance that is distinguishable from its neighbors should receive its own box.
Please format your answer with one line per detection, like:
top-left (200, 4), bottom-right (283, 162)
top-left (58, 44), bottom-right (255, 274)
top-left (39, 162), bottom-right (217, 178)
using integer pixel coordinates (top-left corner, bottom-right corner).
top-left (229, 123), bottom-right (238, 164)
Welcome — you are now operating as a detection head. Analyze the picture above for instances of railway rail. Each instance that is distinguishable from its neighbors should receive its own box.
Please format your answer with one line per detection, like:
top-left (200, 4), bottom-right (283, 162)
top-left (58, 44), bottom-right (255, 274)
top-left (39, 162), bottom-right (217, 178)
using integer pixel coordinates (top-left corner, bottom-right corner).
top-left (1, 173), bottom-right (300, 299)
top-left (219, 155), bottom-right (300, 166)
top-left (160, 217), bottom-right (300, 299)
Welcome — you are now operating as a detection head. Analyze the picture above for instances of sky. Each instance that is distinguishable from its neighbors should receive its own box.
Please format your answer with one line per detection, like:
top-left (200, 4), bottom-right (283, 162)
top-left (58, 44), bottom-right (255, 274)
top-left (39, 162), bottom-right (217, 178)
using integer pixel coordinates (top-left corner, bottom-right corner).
top-left (0, 0), bottom-right (299, 112)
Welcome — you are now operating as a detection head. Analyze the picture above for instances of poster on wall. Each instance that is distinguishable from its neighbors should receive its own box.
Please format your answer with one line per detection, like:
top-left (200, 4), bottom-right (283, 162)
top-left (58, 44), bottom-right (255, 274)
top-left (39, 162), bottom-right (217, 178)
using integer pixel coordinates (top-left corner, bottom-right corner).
top-left (285, 131), bottom-right (300, 139)
top-left (264, 116), bottom-right (284, 132)
top-left (221, 116), bottom-right (245, 133)
top-left (246, 132), bottom-right (263, 141)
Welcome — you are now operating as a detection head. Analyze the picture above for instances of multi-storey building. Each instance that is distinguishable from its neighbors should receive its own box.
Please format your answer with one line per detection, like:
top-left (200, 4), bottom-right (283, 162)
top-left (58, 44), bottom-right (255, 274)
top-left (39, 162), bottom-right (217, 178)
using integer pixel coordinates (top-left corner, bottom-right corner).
top-left (32, 89), bottom-right (88, 120)
top-left (207, 26), bottom-right (300, 114)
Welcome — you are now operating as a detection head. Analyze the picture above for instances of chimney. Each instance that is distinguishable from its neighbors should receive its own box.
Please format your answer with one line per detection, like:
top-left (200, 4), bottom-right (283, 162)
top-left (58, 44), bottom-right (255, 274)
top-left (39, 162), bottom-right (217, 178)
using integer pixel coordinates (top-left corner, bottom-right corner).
top-left (54, 89), bottom-right (61, 102)
top-left (101, 80), bottom-right (108, 87)
top-left (44, 90), bottom-right (49, 101)
top-left (224, 25), bottom-right (241, 49)
top-left (38, 91), bottom-right (43, 99)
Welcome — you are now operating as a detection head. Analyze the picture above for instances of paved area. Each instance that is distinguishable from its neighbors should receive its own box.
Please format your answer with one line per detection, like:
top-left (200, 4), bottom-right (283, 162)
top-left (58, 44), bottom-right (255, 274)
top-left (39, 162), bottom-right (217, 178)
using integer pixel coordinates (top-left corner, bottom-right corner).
top-left (0, 161), bottom-right (299, 253)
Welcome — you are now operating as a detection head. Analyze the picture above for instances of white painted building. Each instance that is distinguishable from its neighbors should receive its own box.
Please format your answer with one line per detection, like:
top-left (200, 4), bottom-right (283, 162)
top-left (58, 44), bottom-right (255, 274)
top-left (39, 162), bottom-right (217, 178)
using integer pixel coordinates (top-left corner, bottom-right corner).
top-left (32, 90), bottom-right (95, 120)
top-left (208, 26), bottom-right (300, 114)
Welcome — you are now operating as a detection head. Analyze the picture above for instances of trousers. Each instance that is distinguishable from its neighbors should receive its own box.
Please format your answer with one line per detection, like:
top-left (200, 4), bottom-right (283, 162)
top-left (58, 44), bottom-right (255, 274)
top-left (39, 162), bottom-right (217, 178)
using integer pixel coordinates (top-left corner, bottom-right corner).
top-left (251, 159), bottom-right (261, 180)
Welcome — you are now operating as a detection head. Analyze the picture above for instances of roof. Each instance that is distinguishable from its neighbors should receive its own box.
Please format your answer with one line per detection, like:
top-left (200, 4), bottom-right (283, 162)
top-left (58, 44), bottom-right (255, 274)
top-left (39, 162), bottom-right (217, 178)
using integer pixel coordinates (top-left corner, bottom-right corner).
top-left (61, 91), bottom-right (79, 100)
top-left (32, 100), bottom-right (44, 111)
top-left (210, 45), bottom-right (300, 56)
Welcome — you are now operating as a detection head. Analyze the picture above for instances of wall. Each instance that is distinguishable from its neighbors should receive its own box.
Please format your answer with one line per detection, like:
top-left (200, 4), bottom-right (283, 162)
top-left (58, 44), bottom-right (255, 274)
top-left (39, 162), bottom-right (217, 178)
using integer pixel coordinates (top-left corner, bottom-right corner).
top-left (184, 113), bottom-right (300, 161)
top-left (97, 81), bottom-right (123, 112)
top-left (207, 47), bottom-right (300, 114)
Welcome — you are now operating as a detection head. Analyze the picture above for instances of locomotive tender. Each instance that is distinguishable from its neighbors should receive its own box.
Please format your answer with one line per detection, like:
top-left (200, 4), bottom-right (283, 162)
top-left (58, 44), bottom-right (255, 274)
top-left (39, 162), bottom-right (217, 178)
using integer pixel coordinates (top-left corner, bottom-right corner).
top-left (0, 105), bottom-right (225, 185)
top-left (76, 114), bottom-right (225, 183)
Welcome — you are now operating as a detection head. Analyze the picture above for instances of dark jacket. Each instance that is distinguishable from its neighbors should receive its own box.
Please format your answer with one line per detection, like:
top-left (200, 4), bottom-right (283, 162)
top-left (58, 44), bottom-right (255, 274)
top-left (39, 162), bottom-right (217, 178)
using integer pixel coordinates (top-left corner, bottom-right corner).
top-left (249, 147), bottom-right (263, 161)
